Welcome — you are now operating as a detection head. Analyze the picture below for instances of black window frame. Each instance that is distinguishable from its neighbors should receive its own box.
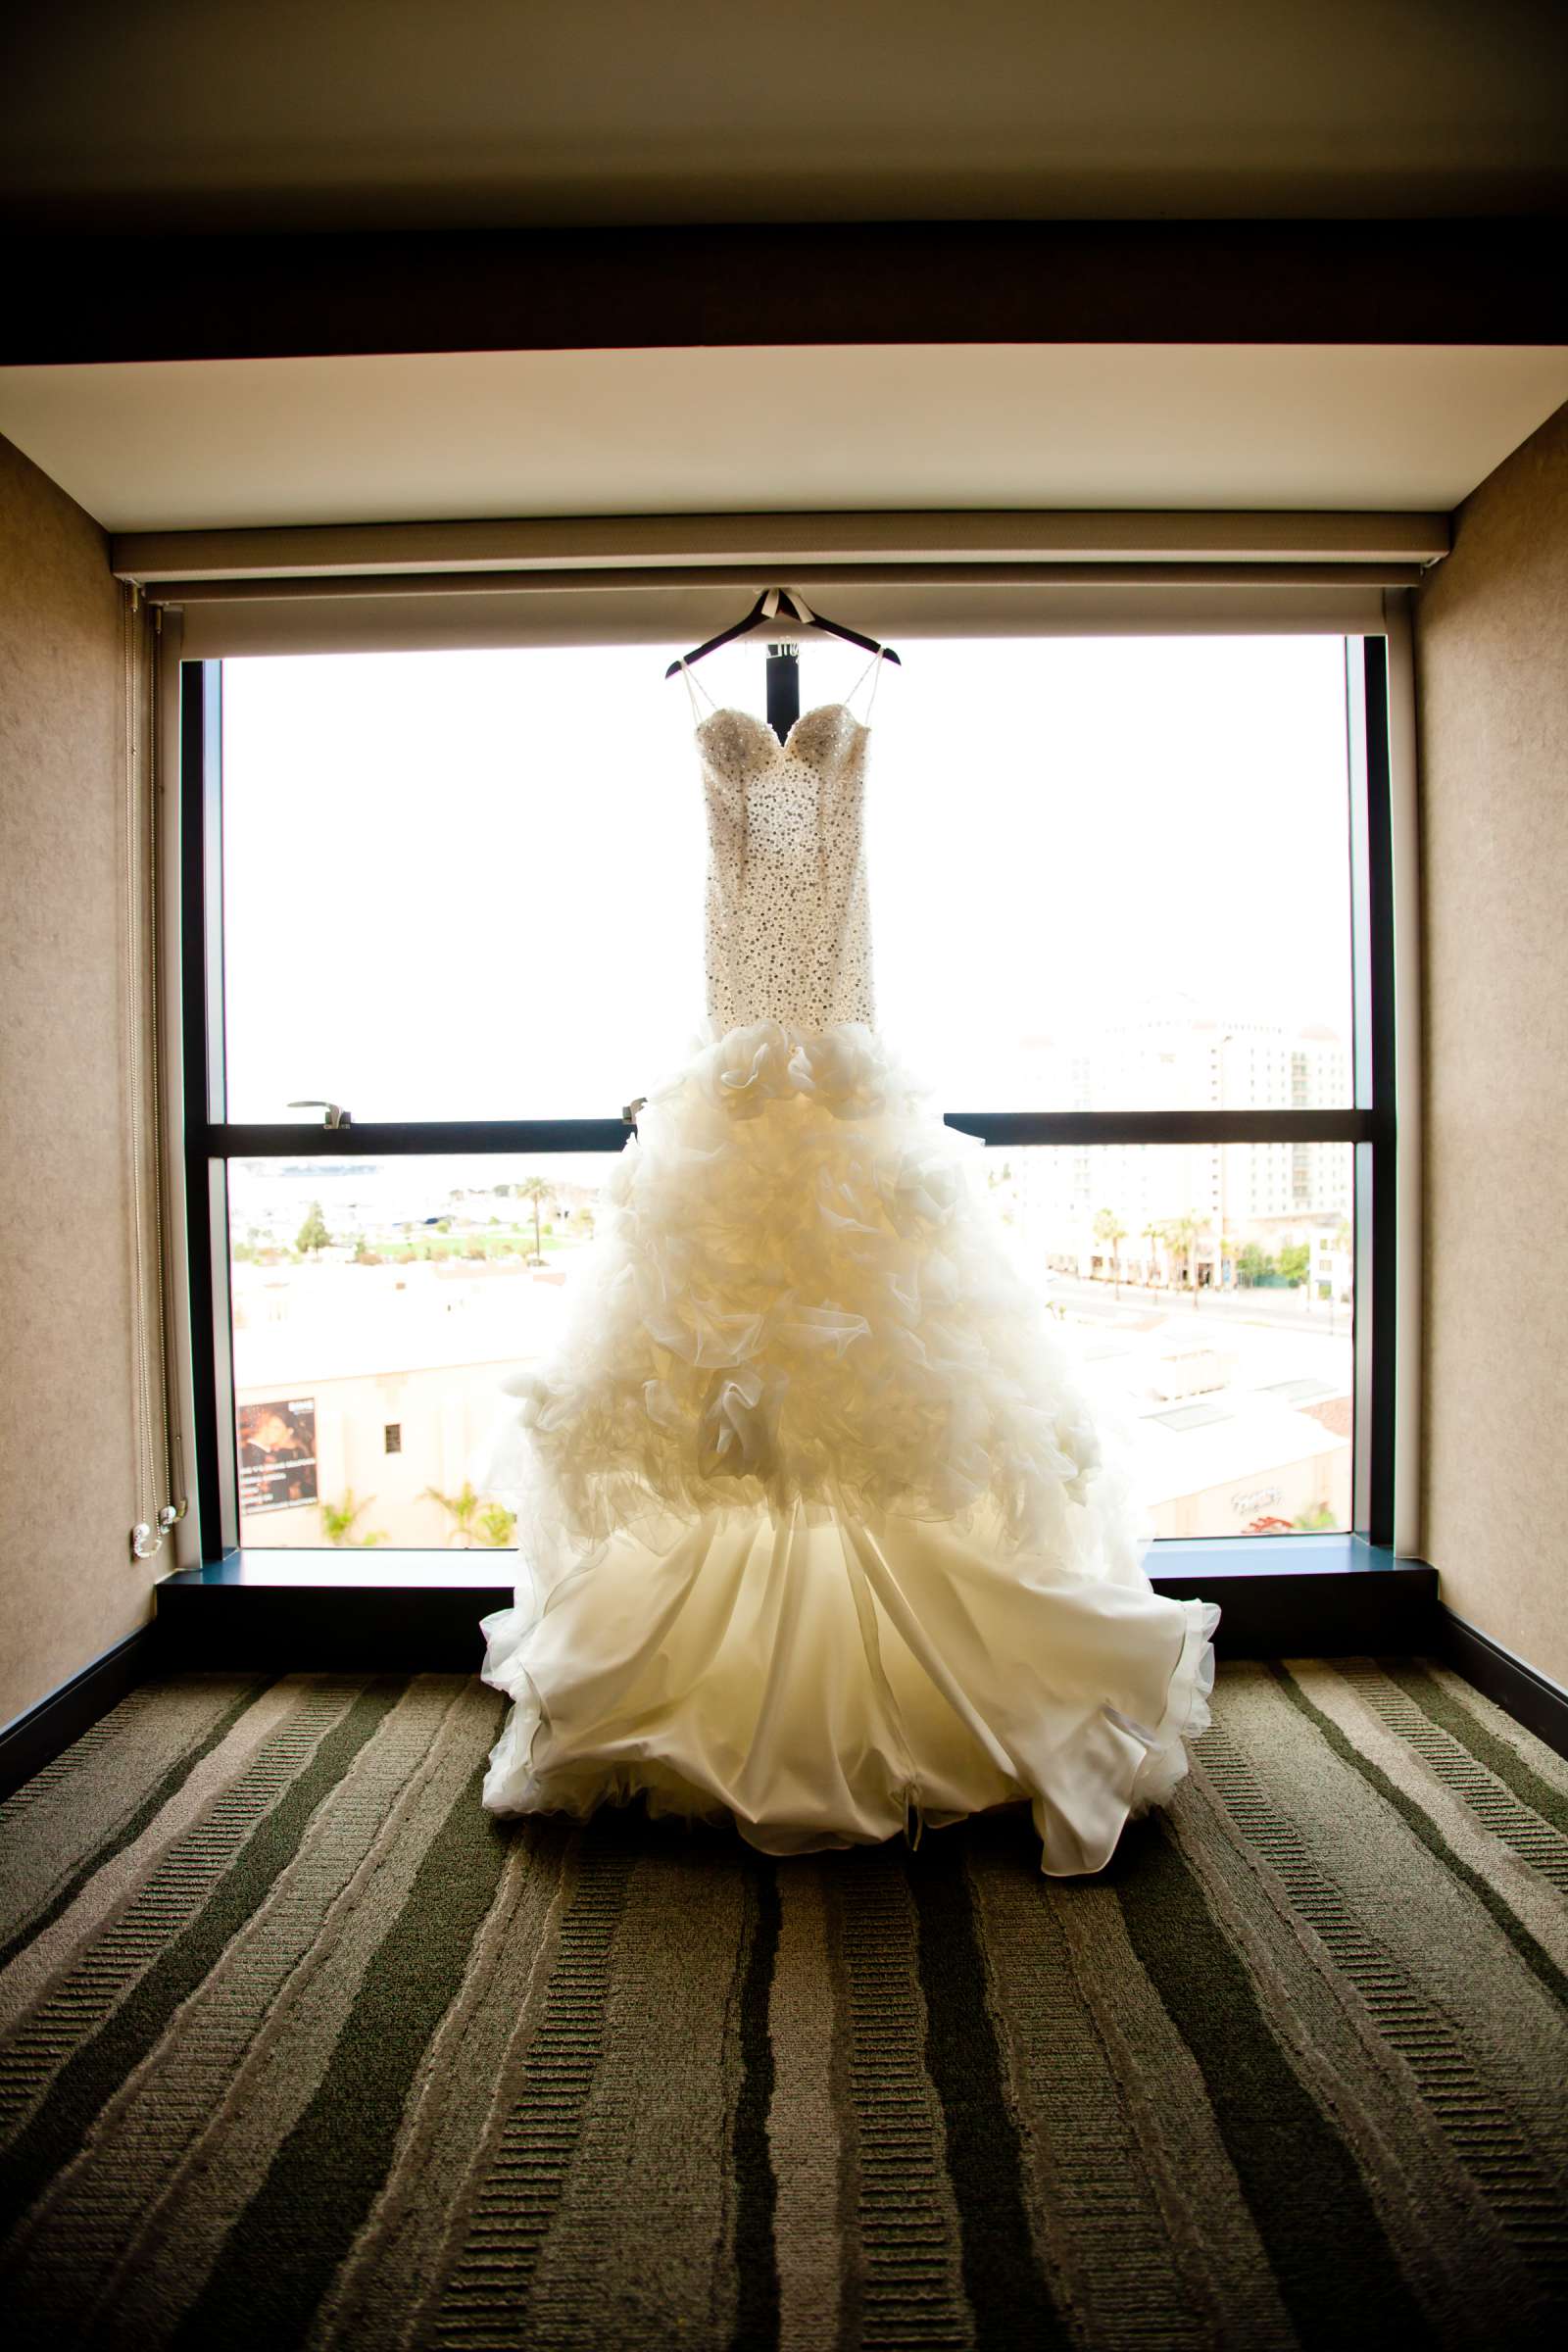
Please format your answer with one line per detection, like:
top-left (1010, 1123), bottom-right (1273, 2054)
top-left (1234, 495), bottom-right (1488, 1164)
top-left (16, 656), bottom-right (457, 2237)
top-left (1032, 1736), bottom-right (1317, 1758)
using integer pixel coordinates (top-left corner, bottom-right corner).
top-left (178, 637), bottom-right (1396, 1570)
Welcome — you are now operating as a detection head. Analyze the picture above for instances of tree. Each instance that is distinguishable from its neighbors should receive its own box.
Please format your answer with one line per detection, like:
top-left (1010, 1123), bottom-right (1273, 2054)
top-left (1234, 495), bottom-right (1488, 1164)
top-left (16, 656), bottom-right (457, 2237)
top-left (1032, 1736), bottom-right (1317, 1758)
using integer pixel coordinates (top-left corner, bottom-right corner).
top-left (421, 1479), bottom-right (487, 1547)
top-left (1093, 1208), bottom-right (1128, 1298)
top-left (319, 1490), bottom-right (388, 1546)
top-left (1141, 1222), bottom-right (1164, 1287)
top-left (1278, 1241), bottom-right (1310, 1287)
top-left (478, 1502), bottom-right (517, 1548)
top-left (1237, 1241), bottom-right (1273, 1289)
top-left (296, 1200), bottom-right (331, 1256)
top-left (1162, 1211), bottom-right (1207, 1305)
top-left (517, 1176), bottom-right (554, 1263)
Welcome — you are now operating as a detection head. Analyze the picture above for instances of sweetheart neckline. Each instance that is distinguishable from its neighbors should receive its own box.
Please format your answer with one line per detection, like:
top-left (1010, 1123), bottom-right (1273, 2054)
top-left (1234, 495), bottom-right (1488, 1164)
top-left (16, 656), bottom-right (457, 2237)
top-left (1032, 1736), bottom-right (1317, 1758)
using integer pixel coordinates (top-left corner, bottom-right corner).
top-left (694, 702), bottom-right (870, 761)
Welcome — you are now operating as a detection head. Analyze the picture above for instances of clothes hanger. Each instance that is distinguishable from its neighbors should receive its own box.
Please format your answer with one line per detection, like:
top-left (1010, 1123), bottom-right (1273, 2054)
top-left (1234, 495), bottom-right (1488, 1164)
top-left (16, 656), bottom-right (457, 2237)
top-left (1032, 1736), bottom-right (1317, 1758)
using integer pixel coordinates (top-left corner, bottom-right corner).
top-left (664, 586), bottom-right (902, 678)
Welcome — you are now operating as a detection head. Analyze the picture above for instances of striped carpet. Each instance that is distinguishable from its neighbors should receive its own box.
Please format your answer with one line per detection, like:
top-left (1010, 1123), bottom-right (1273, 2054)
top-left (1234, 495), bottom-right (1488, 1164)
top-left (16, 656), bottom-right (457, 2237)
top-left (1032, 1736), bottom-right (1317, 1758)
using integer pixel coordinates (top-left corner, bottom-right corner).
top-left (1, 1661), bottom-right (1566, 2349)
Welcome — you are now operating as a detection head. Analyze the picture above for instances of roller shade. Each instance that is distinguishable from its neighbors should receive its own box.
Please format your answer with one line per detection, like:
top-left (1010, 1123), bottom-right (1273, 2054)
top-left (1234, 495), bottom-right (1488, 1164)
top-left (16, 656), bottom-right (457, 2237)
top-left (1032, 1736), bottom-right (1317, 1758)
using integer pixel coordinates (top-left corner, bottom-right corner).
top-left (121, 510), bottom-right (1439, 656)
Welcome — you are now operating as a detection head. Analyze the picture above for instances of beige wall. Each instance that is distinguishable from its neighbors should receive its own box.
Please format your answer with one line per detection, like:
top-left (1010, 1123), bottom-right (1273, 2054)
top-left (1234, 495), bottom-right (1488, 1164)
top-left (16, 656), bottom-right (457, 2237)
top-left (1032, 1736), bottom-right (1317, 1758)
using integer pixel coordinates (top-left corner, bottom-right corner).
top-left (1414, 398), bottom-right (1568, 1689)
top-left (0, 429), bottom-right (166, 1728)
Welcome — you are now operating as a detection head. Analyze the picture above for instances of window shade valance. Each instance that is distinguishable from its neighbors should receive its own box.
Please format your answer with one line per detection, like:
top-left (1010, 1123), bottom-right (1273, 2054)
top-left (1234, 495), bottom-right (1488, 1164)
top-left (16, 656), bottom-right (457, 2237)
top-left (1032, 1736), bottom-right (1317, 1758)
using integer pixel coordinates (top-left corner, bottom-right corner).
top-left (122, 511), bottom-right (1441, 656)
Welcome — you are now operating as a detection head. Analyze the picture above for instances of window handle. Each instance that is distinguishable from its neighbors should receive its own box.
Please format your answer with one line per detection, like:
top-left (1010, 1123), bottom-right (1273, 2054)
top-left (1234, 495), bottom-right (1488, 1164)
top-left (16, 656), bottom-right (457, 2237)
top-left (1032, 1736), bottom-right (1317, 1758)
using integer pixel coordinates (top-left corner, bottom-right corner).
top-left (287, 1100), bottom-right (353, 1129)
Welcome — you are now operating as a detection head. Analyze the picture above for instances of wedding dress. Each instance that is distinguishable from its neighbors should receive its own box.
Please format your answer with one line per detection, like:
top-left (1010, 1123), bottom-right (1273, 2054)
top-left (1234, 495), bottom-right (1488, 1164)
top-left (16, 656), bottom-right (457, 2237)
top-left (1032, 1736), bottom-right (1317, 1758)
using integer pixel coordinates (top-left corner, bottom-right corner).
top-left (477, 653), bottom-right (1217, 1873)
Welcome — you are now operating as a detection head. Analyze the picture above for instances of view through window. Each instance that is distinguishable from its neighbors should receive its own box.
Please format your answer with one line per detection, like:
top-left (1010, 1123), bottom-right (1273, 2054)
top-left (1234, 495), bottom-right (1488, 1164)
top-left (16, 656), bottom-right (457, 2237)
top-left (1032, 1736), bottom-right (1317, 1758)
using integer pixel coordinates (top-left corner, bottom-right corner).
top-left (218, 637), bottom-right (1357, 1552)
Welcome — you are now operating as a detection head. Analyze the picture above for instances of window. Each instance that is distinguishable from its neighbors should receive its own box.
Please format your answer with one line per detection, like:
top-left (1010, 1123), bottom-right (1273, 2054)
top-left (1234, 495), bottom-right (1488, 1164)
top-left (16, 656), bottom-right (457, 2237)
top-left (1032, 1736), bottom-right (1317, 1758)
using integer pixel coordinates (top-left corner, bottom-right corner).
top-left (179, 630), bottom-right (1395, 1560)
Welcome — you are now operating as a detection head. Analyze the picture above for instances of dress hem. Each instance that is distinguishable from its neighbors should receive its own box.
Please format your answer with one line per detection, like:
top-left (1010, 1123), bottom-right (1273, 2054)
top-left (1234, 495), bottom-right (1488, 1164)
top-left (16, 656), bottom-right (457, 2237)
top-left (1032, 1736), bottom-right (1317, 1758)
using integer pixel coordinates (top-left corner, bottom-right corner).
top-left (478, 1539), bottom-right (1218, 1877)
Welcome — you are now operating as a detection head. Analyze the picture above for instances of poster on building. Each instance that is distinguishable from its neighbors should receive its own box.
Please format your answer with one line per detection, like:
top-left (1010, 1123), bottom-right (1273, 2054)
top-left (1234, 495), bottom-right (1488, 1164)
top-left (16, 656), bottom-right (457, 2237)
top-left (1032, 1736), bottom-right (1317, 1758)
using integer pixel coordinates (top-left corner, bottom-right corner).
top-left (238, 1397), bottom-right (318, 1512)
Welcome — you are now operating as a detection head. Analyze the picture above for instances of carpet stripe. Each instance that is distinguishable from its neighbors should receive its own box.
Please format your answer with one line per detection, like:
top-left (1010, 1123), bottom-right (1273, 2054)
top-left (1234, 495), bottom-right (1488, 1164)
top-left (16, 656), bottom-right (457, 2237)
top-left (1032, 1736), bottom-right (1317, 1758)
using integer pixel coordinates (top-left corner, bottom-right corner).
top-left (1203, 1677), bottom-right (1568, 2308)
top-left (730, 1850), bottom-right (782, 2352)
top-left (1053, 1884), bottom-right (1296, 2347)
top-left (167, 1729), bottom-right (512, 2352)
top-left (307, 1822), bottom-right (573, 2352)
top-left (0, 1676), bottom-right (308, 2045)
top-left (1273, 1666), bottom-right (1568, 2011)
top-left (0, 1683), bottom-right (226, 1824)
top-left (0, 1678), bottom-right (388, 2224)
top-left (429, 1834), bottom-right (636, 2346)
top-left (835, 1852), bottom-right (974, 2352)
top-left (1368, 1662), bottom-right (1568, 1865)
top-left (1, 1709), bottom-right (137, 1815)
top-left (765, 1861), bottom-right (846, 2352)
top-left (4, 1681), bottom-right (486, 2343)
top-left (1299, 1668), bottom-right (1568, 1980)
top-left (907, 1834), bottom-right (1064, 2351)
top-left (0, 1677), bottom-right (271, 1959)
top-left (1181, 1737), bottom-right (1542, 2338)
top-left (517, 1832), bottom-right (754, 2348)
top-left (964, 1830), bottom-right (1211, 2348)
top-left (1424, 1664), bottom-right (1568, 1805)
top-left (1114, 1813), bottom-right (1429, 2347)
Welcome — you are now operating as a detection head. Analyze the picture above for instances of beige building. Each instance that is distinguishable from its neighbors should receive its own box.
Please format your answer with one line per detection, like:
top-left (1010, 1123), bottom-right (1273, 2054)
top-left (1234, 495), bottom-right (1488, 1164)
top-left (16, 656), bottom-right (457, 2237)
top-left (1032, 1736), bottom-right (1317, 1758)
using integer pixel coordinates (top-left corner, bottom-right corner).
top-left (1004, 1000), bottom-right (1353, 1290)
top-left (233, 1256), bottom-right (567, 1552)
top-left (235, 1243), bottom-right (1351, 1550)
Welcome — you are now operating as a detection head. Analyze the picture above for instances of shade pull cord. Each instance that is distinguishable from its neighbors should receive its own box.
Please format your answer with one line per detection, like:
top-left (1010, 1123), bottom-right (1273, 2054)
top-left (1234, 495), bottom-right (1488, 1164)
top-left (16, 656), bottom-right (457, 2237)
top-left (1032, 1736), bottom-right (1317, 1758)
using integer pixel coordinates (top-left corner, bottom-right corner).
top-left (123, 586), bottom-right (184, 1563)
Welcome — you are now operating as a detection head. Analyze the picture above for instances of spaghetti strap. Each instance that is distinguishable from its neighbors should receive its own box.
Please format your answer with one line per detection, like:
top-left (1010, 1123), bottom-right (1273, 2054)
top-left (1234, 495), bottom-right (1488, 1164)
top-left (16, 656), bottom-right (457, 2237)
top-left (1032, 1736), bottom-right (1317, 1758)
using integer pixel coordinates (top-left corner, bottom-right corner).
top-left (847, 646), bottom-right (886, 724)
top-left (678, 658), bottom-right (718, 722)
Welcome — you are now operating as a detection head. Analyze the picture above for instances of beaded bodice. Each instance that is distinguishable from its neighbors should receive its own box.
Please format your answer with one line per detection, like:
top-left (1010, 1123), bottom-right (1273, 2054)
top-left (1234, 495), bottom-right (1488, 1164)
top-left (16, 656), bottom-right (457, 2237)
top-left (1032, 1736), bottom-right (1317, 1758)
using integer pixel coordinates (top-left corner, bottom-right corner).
top-left (694, 703), bottom-right (875, 1032)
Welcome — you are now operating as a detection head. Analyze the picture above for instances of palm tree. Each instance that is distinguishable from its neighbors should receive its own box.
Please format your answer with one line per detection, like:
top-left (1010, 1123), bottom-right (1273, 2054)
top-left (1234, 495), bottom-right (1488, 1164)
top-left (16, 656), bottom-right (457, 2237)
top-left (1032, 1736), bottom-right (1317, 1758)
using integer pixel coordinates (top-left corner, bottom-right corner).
top-left (517, 1175), bottom-right (554, 1264)
top-left (478, 1502), bottom-right (517, 1548)
top-left (420, 1479), bottom-right (486, 1548)
top-left (1162, 1211), bottom-right (1208, 1306)
top-left (1141, 1221), bottom-right (1164, 1290)
top-left (319, 1490), bottom-right (388, 1546)
top-left (1093, 1208), bottom-right (1128, 1298)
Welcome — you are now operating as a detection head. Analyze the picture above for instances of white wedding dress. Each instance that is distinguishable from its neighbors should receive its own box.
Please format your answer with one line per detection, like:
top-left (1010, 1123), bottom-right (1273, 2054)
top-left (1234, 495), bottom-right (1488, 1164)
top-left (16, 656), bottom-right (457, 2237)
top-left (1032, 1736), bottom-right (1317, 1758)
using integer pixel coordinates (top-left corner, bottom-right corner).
top-left (478, 656), bottom-right (1217, 1874)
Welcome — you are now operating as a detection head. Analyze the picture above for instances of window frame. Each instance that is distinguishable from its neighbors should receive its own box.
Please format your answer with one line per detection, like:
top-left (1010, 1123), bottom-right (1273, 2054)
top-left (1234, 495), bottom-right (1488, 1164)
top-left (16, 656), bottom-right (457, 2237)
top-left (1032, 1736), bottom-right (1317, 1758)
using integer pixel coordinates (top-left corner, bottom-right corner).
top-left (164, 623), bottom-right (1406, 1574)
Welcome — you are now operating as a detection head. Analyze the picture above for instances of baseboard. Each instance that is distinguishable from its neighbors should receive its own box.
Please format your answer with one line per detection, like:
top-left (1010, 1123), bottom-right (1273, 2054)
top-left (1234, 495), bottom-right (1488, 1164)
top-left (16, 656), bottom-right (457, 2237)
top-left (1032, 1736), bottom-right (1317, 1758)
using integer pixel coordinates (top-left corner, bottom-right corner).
top-left (1432, 1607), bottom-right (1568, 1766)
top-left (0, 1625), bottom-right (158, 1802)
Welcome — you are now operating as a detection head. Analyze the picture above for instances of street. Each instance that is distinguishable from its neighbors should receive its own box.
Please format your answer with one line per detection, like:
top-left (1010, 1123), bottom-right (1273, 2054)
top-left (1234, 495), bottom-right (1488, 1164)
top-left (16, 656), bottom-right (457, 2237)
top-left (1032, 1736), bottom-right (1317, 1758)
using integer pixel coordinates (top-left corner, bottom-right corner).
top-left (1046, 1268), bottom-right (1351, 1340)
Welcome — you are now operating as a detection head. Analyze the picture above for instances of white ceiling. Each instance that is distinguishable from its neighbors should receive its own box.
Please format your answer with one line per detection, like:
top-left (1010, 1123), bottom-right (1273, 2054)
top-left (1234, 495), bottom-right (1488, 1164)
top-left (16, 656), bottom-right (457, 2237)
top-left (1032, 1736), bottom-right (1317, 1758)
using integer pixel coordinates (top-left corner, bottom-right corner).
top-left (4, 0), bottom-right (1564, 227)
top-left (2, 345), bottom-right (1565, 533)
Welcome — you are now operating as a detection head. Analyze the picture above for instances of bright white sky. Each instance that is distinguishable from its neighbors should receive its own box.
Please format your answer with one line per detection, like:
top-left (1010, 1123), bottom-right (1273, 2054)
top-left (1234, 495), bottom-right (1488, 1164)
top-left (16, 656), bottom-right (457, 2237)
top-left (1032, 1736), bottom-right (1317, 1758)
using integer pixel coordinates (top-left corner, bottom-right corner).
top-left (221, 635), bottom-right (1353, 1123)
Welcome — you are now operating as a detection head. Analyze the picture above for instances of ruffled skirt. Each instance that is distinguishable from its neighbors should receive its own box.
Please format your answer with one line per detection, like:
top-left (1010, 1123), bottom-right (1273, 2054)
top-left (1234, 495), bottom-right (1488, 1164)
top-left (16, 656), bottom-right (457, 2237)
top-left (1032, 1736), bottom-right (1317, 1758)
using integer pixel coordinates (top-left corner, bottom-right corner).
top-left (476, 1020), bottom-right (1217, 1875)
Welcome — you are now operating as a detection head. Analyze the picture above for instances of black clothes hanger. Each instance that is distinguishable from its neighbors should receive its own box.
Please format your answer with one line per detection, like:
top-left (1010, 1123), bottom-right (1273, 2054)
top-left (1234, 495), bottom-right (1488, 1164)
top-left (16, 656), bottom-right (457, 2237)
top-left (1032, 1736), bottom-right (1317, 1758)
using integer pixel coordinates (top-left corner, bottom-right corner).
top-left (665, 586), bottom-right (902, 679)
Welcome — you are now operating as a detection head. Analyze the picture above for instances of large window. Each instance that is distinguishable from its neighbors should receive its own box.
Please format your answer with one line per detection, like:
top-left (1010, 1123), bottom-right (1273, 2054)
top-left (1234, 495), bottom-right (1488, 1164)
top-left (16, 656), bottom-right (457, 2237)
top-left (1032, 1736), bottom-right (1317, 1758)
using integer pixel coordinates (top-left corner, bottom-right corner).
top-left (183, 632), bottom-right (1390, 1560)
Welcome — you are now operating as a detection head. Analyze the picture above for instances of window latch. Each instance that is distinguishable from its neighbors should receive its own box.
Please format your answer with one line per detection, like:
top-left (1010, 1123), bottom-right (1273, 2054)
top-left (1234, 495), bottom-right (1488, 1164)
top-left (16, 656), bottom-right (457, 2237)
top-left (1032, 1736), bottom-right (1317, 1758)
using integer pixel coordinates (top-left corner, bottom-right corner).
top-left (287, 1100), bottom-right (353, 1129)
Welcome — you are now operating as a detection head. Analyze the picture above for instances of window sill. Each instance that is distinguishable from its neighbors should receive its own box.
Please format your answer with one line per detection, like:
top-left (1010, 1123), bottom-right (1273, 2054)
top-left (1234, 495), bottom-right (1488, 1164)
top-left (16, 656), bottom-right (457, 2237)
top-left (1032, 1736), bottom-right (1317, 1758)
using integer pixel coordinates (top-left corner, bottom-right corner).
top-left (155, 1537), bottom-right (1436, 1669)
top-left (163, 1548), bottom-right (516, 1591)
